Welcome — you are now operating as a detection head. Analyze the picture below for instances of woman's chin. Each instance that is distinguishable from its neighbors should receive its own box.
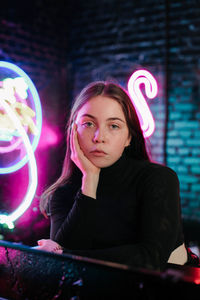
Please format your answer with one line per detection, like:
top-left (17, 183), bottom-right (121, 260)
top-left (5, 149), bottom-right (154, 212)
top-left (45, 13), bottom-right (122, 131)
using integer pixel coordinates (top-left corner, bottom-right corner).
top-left (89, 157), bottom-right (116, 169)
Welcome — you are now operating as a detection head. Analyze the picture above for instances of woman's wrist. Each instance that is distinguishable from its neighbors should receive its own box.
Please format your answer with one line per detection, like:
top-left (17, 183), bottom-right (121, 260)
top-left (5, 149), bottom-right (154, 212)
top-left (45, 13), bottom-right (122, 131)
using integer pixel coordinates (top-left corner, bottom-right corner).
top-left (81, 172), bottom-right (100, 199)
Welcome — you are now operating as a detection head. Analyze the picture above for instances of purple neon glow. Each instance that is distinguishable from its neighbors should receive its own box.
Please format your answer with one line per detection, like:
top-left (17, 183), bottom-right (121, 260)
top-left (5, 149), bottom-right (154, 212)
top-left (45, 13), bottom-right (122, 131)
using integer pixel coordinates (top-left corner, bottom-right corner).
top-left (38, 121), bottom-right (60, 149)
top-left (127, 69), bottom-right (158, 138)
top-left (0, 136), bottom-right (23, 153)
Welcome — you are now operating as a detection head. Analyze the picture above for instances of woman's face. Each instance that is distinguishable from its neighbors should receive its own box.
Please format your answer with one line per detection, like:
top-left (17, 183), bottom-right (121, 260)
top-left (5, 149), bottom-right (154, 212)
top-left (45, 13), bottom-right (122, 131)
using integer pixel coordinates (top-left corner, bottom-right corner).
top-left (75, 95), bottom-right (131, 168)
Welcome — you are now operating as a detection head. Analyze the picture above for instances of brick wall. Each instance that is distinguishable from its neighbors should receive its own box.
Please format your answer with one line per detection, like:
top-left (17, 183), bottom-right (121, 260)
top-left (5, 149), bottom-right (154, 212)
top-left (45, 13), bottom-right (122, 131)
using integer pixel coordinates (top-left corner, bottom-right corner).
top-left (66, 0), bottom-right (200, 220)
top-left (67, 0), bottom-right (168, 162)
top-left (165, 1), bottom-right (200, 218)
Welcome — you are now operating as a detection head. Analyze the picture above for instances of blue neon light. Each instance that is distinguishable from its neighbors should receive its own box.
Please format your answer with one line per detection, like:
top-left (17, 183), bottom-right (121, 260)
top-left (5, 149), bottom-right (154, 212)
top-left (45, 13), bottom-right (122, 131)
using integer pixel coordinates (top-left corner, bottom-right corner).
top-left (0, 61), bottom-right (42, 174)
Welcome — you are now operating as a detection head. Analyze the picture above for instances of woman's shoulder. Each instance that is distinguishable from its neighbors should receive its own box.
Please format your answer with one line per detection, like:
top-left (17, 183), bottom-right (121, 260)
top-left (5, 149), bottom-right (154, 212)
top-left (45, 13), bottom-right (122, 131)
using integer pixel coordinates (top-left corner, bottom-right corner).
top-left (147, 161), bottom-right (178, 177)
top-left (129, 159), bottom-right (181, 200)
top-left (129, 157), bottom-right (179, 183)
top-left (53, 184), bottom-right (70, 196)
top-left (51, 177), bottom-right (80, 202)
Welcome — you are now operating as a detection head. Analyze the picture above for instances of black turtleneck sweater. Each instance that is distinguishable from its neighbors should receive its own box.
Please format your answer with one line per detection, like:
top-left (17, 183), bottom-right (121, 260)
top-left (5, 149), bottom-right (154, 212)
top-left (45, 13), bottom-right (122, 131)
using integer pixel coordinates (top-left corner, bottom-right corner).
top-left (50, 153), bottom-right (184, 271)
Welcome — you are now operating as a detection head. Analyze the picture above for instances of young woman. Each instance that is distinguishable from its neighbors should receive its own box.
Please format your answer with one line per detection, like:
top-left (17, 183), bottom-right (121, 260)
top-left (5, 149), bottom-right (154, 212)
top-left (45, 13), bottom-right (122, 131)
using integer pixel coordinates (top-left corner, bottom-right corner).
top-left (37, 81), bottom-right (197, 271)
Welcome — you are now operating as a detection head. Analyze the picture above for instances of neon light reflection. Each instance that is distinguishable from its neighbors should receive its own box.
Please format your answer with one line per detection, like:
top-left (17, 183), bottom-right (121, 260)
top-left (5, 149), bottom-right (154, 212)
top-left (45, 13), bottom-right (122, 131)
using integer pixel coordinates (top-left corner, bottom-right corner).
top-left (127, 69), bottom-right (158, 138)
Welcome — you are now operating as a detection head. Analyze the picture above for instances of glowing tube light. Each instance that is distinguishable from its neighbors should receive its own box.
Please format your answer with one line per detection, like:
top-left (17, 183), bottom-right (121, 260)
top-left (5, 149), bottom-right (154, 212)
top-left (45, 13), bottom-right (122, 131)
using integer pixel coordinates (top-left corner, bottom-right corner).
top-left (0, 61), bottom-right (41, 229)
top-left (127, 69), bottom-right (158, 138)
top-left (0, 98), bottom-right (38, 228)
top-left (0, 61), bottom-right (42, 174)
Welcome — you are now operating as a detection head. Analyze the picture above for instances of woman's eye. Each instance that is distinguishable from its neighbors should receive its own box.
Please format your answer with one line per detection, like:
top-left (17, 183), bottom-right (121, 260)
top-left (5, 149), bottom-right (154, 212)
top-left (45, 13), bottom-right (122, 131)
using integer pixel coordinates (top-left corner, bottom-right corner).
top-left (82, 121), bottom-right (94, 128)
top-left (110, 124), bottom-right (120, 129)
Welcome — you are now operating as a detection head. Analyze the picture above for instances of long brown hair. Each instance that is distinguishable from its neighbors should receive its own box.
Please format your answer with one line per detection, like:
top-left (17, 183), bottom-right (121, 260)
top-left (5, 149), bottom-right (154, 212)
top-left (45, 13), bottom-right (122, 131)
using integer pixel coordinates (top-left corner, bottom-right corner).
top-left (40, 81), bottom-right (150, 215)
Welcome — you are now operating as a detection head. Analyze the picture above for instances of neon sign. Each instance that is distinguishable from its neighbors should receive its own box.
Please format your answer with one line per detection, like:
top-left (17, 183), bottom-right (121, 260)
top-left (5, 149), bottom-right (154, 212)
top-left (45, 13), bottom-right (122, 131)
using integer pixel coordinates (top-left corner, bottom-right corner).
top-left (0, 61), bottom-right (42, 229)
top-left (127, 69), bottom-right (158, 138)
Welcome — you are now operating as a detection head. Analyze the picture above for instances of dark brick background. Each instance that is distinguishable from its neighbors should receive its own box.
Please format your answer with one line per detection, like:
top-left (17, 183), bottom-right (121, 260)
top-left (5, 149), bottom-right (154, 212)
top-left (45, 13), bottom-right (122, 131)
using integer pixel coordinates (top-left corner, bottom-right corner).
top-left (0, 0), bottom-right (200, 245)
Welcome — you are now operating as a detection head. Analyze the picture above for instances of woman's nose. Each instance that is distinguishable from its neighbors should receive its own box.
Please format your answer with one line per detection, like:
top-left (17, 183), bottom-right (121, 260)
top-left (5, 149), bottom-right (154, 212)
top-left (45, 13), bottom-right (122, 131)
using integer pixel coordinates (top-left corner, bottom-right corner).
top-left (93, 128), bottom-right (105, 143)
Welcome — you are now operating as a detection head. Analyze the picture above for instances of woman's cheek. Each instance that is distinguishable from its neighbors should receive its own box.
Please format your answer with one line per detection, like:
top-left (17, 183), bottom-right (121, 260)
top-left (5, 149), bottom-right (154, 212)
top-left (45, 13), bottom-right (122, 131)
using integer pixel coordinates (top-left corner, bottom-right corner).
top-left (77, 129), bottom-right (89, 151)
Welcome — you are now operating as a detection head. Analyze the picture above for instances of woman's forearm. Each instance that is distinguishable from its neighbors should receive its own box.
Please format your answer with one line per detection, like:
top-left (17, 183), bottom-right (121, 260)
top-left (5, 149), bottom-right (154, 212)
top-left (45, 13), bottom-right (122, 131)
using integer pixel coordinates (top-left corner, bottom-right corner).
top-left (81, 172), bottom-right (100, 199)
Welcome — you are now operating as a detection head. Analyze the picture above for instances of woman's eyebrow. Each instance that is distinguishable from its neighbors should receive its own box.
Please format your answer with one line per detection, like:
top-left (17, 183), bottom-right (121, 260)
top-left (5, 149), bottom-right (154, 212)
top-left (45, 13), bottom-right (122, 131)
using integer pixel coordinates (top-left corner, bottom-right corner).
top-left (80, 113), bottom-right (96, 119)
top-left (80, 114), bottom-right (125, 123)
top-left (107, 117), bottom-right (125, 123)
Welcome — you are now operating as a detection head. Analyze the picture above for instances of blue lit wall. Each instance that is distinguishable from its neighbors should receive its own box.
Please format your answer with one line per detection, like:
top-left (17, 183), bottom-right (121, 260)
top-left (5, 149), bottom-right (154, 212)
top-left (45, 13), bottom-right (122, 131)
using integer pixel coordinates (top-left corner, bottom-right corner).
top-left (65, 0), bottom-right (200, 221)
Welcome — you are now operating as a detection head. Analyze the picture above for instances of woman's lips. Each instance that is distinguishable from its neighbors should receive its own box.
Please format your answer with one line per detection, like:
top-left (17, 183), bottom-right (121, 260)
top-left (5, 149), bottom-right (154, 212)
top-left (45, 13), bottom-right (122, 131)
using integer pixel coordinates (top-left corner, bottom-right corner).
top-left (90, 150), bottom-right (107, 157)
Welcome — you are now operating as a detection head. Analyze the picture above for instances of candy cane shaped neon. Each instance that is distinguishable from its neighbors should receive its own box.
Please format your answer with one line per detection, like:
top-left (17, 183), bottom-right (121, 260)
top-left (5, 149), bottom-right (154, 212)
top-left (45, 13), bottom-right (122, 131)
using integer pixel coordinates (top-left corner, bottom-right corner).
top-left (127, 70), bottom-right (158, 138)
top-left (0, 97), bottom-right (37, 229)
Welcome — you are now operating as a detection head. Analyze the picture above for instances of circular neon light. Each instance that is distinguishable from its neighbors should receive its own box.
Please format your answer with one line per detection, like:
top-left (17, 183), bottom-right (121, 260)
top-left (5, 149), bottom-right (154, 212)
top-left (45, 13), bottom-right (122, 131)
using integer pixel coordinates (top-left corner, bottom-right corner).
top-left (0, 61), bottom-right (41, 229)
top-left (0, 98), bottom-right (37, 228)
top-left (0, 61), bottom-right (42, 174)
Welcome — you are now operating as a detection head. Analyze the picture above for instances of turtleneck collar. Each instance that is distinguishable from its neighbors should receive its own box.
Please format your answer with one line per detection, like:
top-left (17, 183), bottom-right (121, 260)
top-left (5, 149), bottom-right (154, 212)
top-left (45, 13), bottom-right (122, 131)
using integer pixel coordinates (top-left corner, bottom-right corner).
top-left (73, 150), bottom-right (143, 187)
top-left (99, 151), bottom-right (129, 183)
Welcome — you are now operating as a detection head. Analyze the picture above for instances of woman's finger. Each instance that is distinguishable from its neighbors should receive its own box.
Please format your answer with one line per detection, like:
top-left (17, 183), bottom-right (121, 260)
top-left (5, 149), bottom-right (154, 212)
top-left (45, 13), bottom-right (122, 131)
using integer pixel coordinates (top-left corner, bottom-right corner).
top-left (70, 123), bottom-right (76, 157)
top-left (71, 124), bottom-right (83, 161)
top-left (37, 239), bottom-right (45, 246)
top-left (73, 125), bottom-right (82, 155)
top-left (70, 123), bottom-right (100, 176)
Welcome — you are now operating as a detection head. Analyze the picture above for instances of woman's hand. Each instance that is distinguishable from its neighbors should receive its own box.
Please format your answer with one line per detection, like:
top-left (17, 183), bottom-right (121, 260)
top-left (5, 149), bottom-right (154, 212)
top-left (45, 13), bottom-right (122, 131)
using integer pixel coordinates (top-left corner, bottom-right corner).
top-left (70, 123), bottom-right (100, 176)
top-left (33, 239), bottom-right (63, 254)
top-left (70, 123), bottom-right (100, 198)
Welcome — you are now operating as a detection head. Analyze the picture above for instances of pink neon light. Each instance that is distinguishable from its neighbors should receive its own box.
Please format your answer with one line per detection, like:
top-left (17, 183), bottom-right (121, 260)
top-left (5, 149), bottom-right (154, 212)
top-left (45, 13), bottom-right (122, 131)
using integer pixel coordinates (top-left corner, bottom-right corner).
top-left (0, 135), bottom-right (23, 153)
top-left (0, 61), bottom-right (42, 229)
top-left (38, 122), bottom-right (60, 149)
top-left (127, 69), bottom-right (158, 138)
top-left (0, 97), bottom-right (37, 227)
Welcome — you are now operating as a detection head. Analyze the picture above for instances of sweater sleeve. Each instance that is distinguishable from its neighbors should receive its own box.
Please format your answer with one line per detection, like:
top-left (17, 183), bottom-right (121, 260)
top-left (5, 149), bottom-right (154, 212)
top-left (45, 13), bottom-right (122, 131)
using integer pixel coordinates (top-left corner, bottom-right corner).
top-left (62, 166), bottom-right (183, 271)
top-left (137, 165), bottom-right (183, 268)
top-left (50, 187), bottom-right (97, 249)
